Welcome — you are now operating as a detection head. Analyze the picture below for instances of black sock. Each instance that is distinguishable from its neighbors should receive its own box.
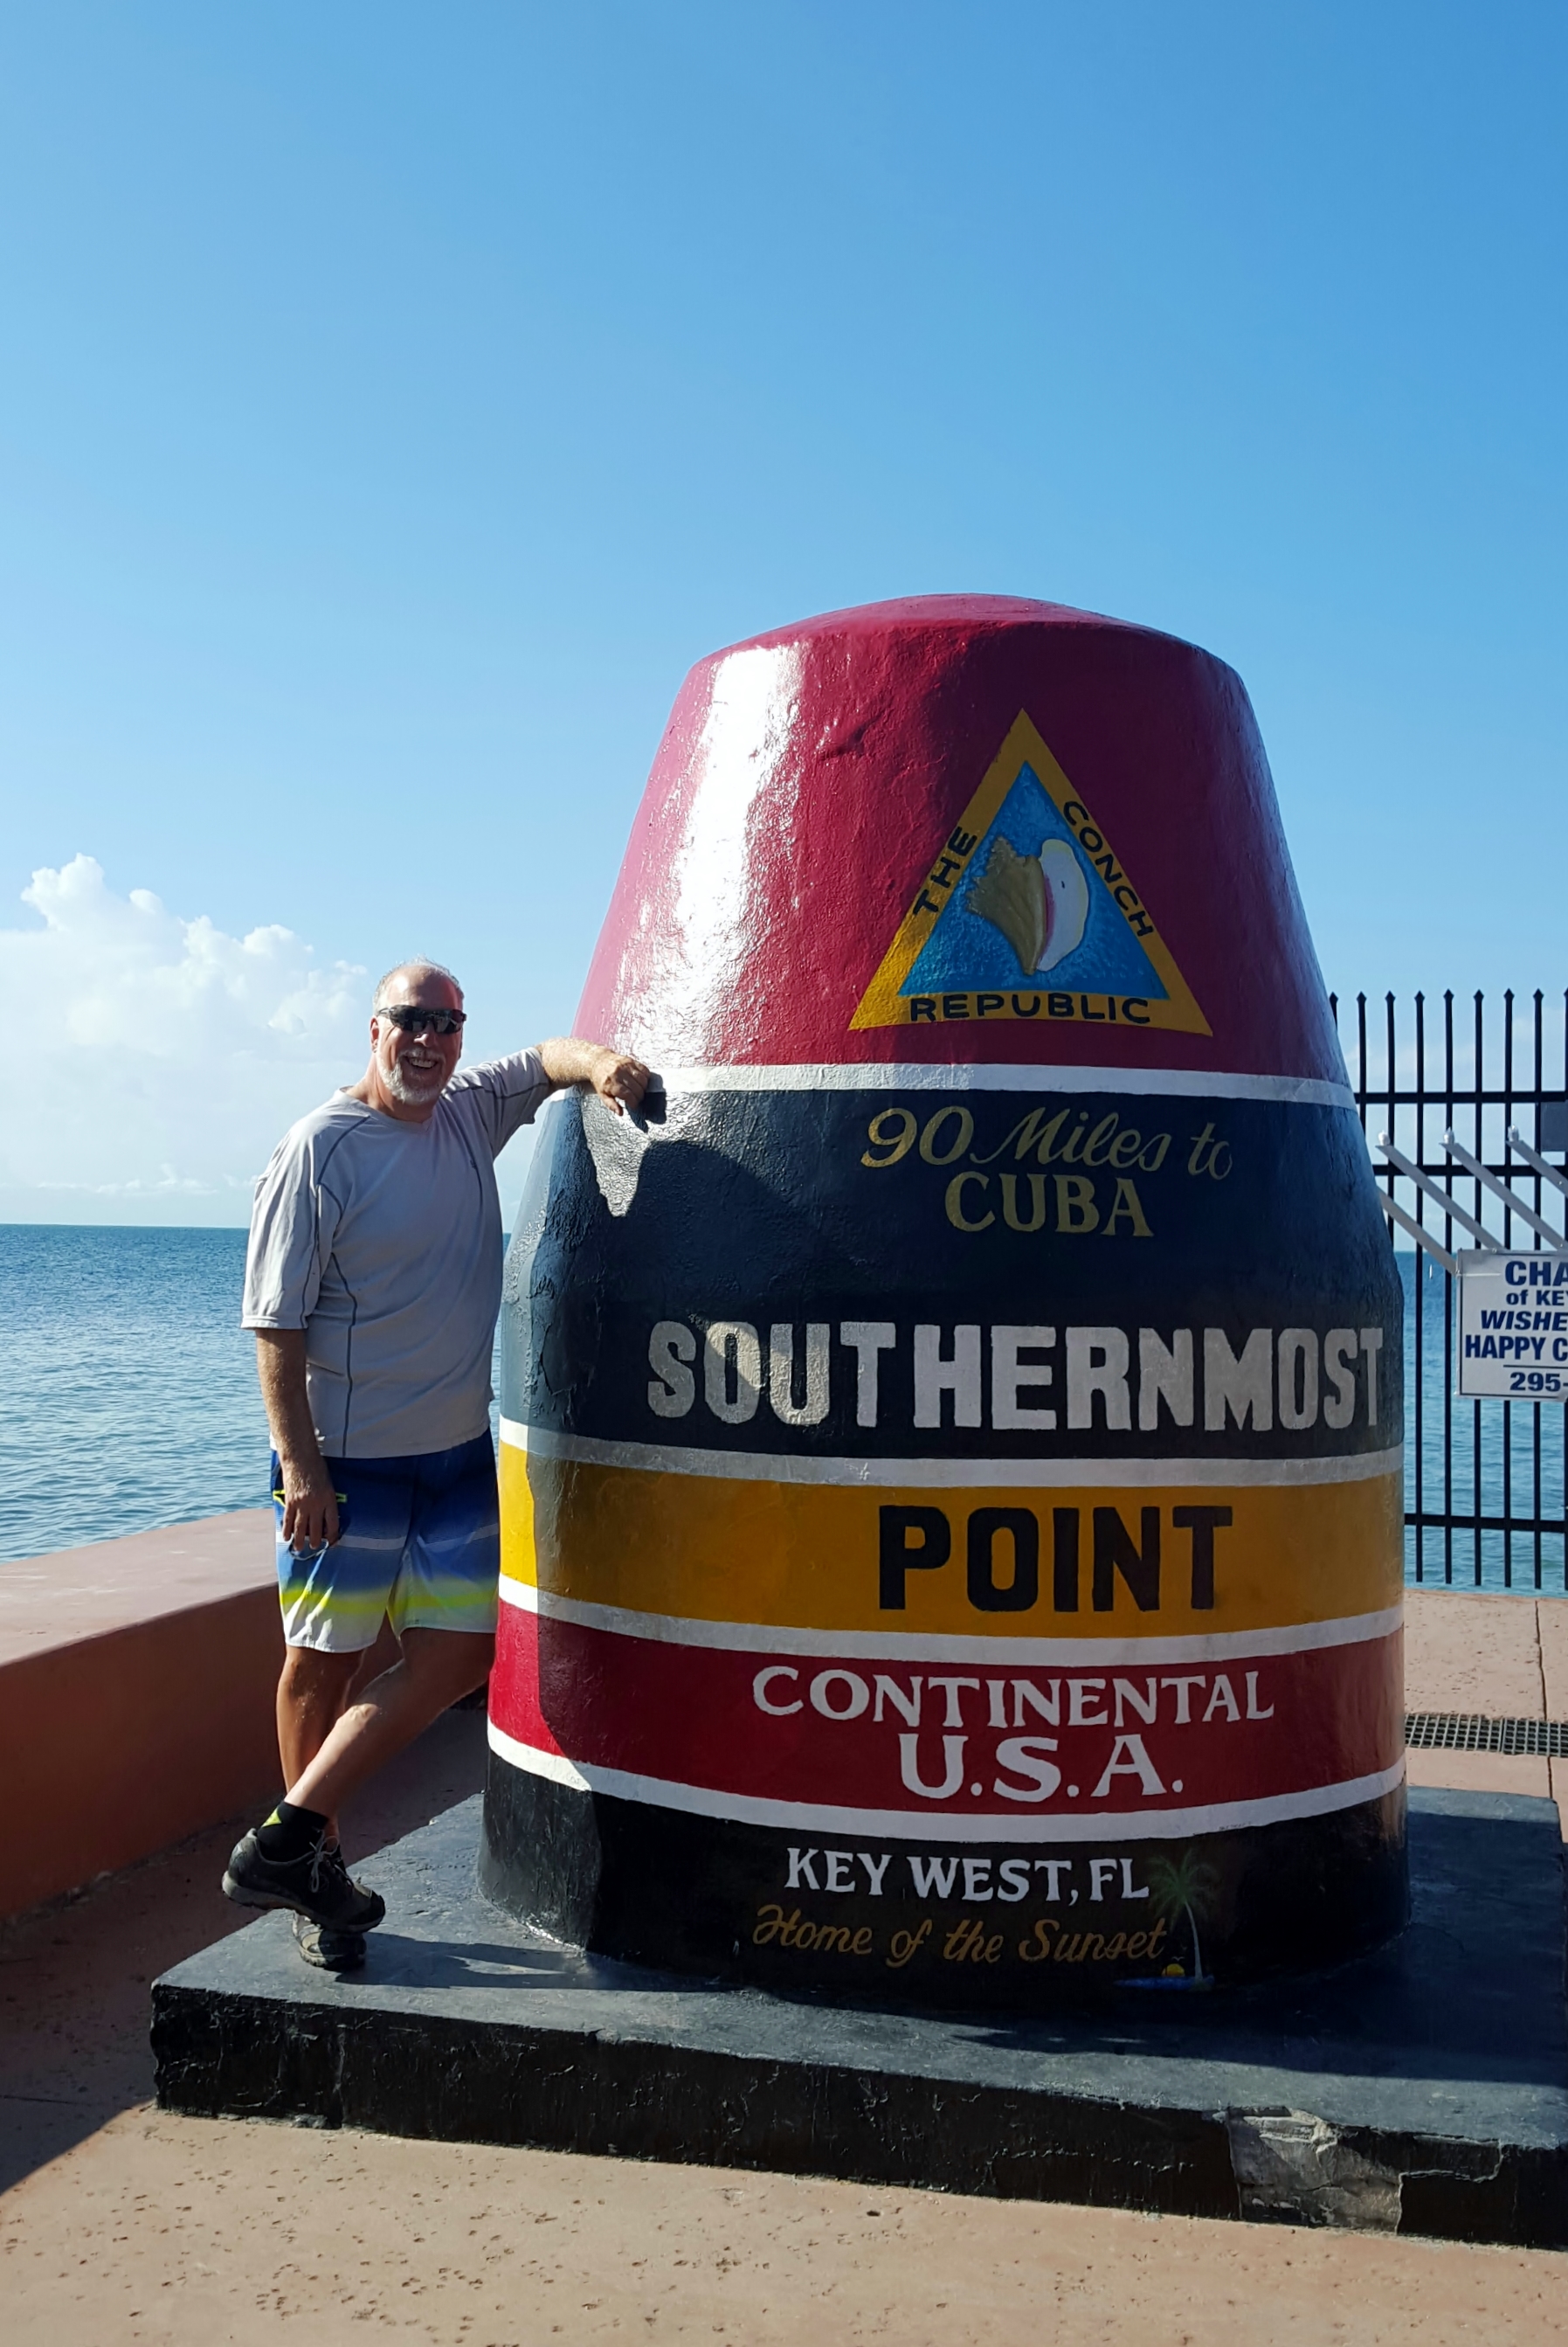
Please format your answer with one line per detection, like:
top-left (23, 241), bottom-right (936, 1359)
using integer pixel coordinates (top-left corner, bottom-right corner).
top-left (255, 1801), bottom-right (329, 1861)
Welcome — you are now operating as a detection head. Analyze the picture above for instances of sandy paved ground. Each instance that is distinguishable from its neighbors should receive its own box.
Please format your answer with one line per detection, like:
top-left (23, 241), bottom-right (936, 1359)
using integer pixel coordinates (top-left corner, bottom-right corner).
top-left (1405, 1590), bottom-right (1568, 1813)
top-left (0, 1707), bottom-right (490, 2192)
top-left (5, 2105), bottom-right (1568, 2346)
top-left (3, 1606), bottom-right (1566, 2344)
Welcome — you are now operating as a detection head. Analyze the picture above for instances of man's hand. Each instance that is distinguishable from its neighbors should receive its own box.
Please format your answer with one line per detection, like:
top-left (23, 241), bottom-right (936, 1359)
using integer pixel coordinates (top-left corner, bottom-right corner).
top-left (537, 1037), bottom-right (652, 1117)
top-left (276, 1457), bottom-right (341, 1557)
top-left (255, 1331), bottom-right (340, 1555)
top-left (585, 1047), bottom-right (651, 1116)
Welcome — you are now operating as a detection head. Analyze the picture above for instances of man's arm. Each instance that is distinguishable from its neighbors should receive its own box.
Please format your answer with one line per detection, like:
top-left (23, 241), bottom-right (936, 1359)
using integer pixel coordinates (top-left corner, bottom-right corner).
top-left (256, 1330), bottom-right (339, 1554)
top-left (536, 1036), bottom-right (651, 1116)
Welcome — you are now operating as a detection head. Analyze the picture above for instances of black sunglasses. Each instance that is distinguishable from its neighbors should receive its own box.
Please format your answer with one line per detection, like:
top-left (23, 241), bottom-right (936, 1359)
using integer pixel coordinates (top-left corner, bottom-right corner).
top-left (376, 1004), bottom-right (466, 1035)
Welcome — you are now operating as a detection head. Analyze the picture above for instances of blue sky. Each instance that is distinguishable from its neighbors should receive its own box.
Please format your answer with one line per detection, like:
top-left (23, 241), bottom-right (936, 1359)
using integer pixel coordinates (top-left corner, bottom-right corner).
top-left (0, 3), bottom-right (1563, 1220)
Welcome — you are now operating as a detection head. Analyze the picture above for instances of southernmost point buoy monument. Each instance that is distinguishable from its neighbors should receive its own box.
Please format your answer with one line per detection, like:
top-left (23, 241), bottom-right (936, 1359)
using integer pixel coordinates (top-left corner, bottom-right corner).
top-left (156, 600), bottom-right (1568, 2239)
top-left (479, 594), bottom-right (1408, 1997)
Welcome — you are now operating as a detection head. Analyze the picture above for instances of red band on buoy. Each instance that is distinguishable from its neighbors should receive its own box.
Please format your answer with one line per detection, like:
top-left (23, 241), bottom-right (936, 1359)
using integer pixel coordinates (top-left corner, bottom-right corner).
top-left (576, 597), bottom-right (1341, 1082)
top-left (491, 1604), bottom-right (1401, 1838)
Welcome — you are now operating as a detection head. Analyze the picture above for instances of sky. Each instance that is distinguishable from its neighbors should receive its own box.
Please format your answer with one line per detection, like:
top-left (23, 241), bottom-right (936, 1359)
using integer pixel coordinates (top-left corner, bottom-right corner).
top-left (0, 2), bottom-right (1563, 1224)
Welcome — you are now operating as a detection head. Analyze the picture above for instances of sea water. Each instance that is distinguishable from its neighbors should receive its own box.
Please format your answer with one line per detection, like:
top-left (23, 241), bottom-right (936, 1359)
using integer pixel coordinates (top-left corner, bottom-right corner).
top-left (1401, 1249), bottom-right (1567, 1593)
top-left (0, 1226), bottom-right (266, 1560)
top-left (0, 1228), bottom-right (1563, 1588)
top-left (0, 1224), bottom-right (506, 1564)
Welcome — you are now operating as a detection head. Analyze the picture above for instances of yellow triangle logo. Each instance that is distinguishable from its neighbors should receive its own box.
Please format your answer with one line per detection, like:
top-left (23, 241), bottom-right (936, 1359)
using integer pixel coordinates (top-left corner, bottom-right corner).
top-left (850, 711), bottom-right (1210, 1037)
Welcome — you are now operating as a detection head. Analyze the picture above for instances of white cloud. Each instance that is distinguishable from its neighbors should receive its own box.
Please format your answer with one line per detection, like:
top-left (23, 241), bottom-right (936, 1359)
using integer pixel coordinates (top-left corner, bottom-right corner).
top-left (0, 855), bottom-right (368, 1220)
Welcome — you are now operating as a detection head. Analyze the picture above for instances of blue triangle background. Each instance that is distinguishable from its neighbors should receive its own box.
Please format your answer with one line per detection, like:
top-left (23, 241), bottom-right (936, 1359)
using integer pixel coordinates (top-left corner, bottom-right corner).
top-left (901, 762), bottom-right (1169, 1000)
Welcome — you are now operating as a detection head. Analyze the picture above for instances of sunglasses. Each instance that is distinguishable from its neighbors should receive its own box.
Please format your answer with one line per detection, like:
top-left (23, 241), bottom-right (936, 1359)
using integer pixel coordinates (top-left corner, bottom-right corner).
top-left (376, 1005), bottom-right (466, 1036)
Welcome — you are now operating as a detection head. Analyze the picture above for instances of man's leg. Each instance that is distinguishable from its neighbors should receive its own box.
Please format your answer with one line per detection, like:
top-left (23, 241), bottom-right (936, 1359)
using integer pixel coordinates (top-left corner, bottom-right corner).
top-left (279, 1627), bottom-right (494, 1821)
top-left (277, 1644), bottom-right (362, 1806)
top-left (275, 1624), bottom-right (400, 1837)
top-left (225, 1457), bottom-right (411, 1937)
top-left (283, 1429), bottom-right (499, 1817)
top-left (269, 1644), bottom-right (366, 1966)
top-left (228, 1438), bottom-right (494, 1934)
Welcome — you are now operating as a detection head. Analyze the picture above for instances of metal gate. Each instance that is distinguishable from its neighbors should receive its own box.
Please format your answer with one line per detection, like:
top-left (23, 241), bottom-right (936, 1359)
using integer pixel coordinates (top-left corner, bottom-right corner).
top-left (1333, 989), bottom-right (1568, 1592)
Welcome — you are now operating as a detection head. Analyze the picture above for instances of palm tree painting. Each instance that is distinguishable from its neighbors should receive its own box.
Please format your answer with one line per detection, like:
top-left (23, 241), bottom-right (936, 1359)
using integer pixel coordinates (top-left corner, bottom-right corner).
top-left (1145, 1849), bottom-right (1221, 1986)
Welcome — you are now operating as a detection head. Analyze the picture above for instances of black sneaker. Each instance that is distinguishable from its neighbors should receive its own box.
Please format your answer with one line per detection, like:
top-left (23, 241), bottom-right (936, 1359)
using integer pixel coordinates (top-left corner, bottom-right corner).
top-left (222, 1825), bottom-right (386, 1933)
top-left (292, 1913), bottom-right (368, 1972)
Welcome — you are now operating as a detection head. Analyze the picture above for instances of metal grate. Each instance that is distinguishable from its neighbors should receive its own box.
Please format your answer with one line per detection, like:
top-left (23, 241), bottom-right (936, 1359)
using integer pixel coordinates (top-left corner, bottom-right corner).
top-left (1405, 1712), bottom-right (1568, 1755)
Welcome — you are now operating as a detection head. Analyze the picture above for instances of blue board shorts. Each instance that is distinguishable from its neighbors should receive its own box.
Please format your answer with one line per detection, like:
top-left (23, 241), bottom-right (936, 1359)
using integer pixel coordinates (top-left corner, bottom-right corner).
top-left (271, 1431), bottom-right (501, 1653)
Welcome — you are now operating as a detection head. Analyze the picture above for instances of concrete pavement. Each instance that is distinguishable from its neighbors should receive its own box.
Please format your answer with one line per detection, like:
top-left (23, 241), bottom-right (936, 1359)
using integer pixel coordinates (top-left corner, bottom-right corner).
top-left (2, 1589), bottom-right (1565, 2341)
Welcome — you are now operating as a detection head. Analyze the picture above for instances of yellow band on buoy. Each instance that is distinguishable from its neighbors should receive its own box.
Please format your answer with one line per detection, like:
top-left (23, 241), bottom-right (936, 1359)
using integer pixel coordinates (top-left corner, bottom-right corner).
top-left (500, 1433), bottom-right (1402, 1640)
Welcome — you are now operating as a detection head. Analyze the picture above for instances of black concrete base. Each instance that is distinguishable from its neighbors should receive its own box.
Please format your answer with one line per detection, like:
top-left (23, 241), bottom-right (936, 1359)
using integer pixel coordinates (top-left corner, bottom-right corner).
top-left (153, 1787), bottom-right (1568, 2248)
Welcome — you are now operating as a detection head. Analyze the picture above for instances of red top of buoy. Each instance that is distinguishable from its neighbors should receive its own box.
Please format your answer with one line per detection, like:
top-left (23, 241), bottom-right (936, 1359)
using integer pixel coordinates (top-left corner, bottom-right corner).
top-left (576, 596), bottom-right (1343, 1083)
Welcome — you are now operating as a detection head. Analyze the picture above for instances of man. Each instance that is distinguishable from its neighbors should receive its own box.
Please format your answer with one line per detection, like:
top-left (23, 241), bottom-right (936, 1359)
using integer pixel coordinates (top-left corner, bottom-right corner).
top-left (224, 959), bottom-right (647, 1967)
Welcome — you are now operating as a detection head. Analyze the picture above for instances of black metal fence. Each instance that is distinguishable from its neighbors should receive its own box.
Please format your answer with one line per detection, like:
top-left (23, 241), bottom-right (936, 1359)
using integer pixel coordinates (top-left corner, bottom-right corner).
top-left (1332, 989), bottom-right (1568, 1592)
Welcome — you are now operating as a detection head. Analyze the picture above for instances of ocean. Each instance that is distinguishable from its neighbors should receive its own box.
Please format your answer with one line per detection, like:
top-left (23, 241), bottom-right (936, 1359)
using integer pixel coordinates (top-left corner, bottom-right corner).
top-left (0, 1224), bottom-right (505, 1563)
top-left (0, 1226), bottom-right (267, 1560)
top-left (0, 1229), bottom-right (1563, 1590)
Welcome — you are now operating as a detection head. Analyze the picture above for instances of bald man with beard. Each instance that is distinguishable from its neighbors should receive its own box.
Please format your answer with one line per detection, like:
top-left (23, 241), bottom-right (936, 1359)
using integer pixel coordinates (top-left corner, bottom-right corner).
top-left (224, 959), bottom-right (647, 1967)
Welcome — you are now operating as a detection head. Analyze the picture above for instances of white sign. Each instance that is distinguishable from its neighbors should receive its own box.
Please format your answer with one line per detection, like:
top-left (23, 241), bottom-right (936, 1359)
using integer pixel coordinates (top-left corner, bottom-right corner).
top-left (1456, 1250), bottom-right (1568, 1399)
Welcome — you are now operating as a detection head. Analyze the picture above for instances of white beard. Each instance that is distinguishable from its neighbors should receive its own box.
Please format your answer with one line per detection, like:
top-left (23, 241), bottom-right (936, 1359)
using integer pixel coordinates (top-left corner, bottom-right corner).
top-left (384, 1056), bottom-right (447, 1107)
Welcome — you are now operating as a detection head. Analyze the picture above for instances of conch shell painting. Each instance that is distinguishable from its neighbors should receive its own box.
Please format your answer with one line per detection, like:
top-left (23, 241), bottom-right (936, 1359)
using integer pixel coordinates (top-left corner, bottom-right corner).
top-left (965, 834), bottom-right (1091, 976)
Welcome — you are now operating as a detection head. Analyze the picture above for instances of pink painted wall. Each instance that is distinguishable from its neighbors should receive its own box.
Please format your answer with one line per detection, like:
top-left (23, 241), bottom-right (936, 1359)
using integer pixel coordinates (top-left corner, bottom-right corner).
top-left (1, 1513), bottom-right (283, 1917)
